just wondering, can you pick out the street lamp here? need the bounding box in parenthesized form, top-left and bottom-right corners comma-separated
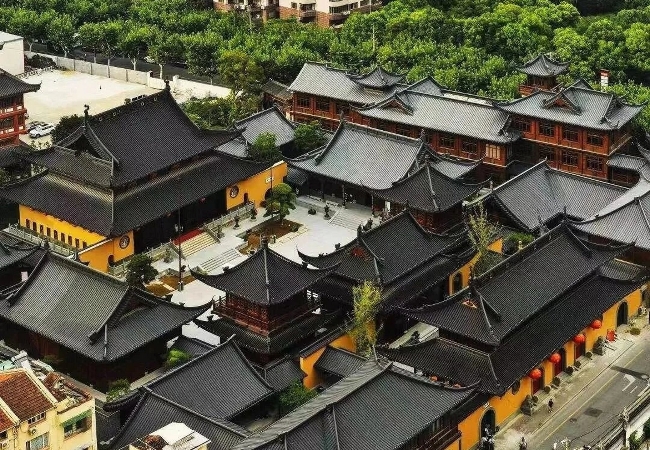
(174, 215, 184, 292)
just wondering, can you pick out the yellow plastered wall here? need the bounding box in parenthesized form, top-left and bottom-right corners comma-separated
(300, 334, 355, 389)
(447, 238, 501, 294)
(20, 205, 105, 249)
(225, 162, 288, 210)
(79, 232, 135, 273)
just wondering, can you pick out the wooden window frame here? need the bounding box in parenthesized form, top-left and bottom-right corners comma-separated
(539, 122, 555, 137)
(486, 144, 500, 160)
(562, 126, 579, 142)
(296, 96, 310, 109)
(539, 146, 556, 162)
(512, 118, 531, 133)
(585, 155, 604, 172)
(439, 134, 455, 149)
(315, 99, 330, 112)
(587, 133, 604, 147)
(561, 150, 579, 167)
(461, 140, 478, 155)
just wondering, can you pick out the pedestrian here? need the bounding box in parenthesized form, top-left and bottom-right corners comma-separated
(552, 442, 557, 450)
(548, 398, 554, 413)
(519, 436, 528, 450)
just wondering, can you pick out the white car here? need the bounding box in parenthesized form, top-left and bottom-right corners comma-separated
(29, 123, 55, 138)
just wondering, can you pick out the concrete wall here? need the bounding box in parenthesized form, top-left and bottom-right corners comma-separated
(0, 34, 25, 75)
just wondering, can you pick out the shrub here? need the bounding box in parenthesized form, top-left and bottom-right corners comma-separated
(585, 351, 593, 358)
(566, 366, 574, 375)
(532, 395, 539, 404)
(308, 208, 317, 215)
(552, 376, 561, 386)
(643, 417, 650, 441)
(106, 379, 130, 402)
(629, 430, 642, 450)
(544, 386, 552, 394)
(278, 382, 317, 416)
(630, 327, 641, 335)
(164, 349, 191, 370)
(574, 360, 582, 368)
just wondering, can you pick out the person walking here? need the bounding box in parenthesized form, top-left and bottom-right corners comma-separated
(548, 398, 554, 413)
(519, 436, 528, 450)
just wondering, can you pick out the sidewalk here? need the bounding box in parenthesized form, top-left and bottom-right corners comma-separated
(496, 317, 650, 449)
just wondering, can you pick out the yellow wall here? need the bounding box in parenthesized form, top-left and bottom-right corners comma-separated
(226, 162, 288, 210)
(447, 238, 501, 294)
(79, 232, 135, 273)
(300, 333, 356, 389)
(55, 399, 96, 450)
(19, 205, 105, 250)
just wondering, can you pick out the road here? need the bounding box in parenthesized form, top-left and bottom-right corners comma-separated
(530, 333, 650, 449)
(27, 42, 222, 85)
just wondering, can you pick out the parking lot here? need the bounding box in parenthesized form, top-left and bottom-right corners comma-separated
(21, 69, 159, 145)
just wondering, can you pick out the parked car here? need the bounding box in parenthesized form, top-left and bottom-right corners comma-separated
(27, 121, 46, 132)
(29, 123, 55, 138)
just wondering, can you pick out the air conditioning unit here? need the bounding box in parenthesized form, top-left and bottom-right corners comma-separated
(28, 428, 37, 436)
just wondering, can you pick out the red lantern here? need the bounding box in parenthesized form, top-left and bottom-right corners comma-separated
(528, 368, 542, 380)
(549, 353, 561, 364)
(591, 319, 602, 330)
(573, 334, 586, 344)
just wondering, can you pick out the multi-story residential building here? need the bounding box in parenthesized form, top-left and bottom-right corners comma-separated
(287, 57, 644, 183)
(0, 369, 96, 450)
(212, 0, 278, 21)
(278, 0, 381, 27)
(0, 70, 39, 150)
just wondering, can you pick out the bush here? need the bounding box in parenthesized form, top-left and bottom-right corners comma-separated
(308, 208, 317, 215)
(643, 417, 650, 441)
(630, 327, 641, 335)
(278, 382, 317, 416)
(565, 366, 574, 375)
(585, 351, 593, 358)
(552, 376, 561, 386)
(106, 379, 130, 401)
(164, 349, 191, 370)
(544, 386, 552, 394)
(629, 430, 643, 450)
(574, 360, 582, 368)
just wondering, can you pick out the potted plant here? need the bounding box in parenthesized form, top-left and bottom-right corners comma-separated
(234, 216, 240, 229)
(308, 207, 317, 215)
(250, 208, 258, 221)
(324, 205, 330, 220)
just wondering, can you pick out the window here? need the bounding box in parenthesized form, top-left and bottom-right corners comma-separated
(64, 417, 89, 438)
(486, 144, 501, 160)
(395, 125, 412, 137)
(586, 156, 604, 172)
(75, 238, 80, 248)
(39, 225, 43, 234)
(315, 99, 330, 112)
(539, 122, 555, 137)
(27, 412, 46, 425)
(61, 233, 65, 242)
(439, 134, 455, 149)
(561, 150, 579, 167)
(0, 431, 6, 440)
(68, 236, 73, 246)
(26, 432, 48, 450)
(587, 133, 604, 147)
(296, 96, 310, 109)
(452, 273, 462, 293)
(562, 126, 579, 142)
(539, 146, 555, 162)
(461, 140, 478, 155)
(25, 219, 30, 229)
(53, 231, 58, 240)
(376, 121, 390, 131)
(82, 241, 87, 249)
(32, 222, 37, 232)
(46, 227, 51, 237)
(512, 118, 531, 133)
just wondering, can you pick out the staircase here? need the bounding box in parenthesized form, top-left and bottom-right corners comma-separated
(178, 232, 217, 258)
(329, 210, 365, 231)
(199, 248, 242, 273)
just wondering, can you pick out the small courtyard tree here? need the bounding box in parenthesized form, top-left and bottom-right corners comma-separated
(278, 382, 317, 416)
(350, 281, 382, 357)
(466, 202, 500, 277)
(249, 132, 280, 163)
(51, 114, 83, 144)
(293, 121, 327, 154)
(264, 183, 296, 225)
(125, 254, 158, 287)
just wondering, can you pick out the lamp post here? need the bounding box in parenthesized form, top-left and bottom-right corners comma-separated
(175, 212, 184, 292)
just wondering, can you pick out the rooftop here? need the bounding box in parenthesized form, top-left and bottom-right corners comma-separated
(517, 54, 569, 77)
(0, 369, 55, 422)
(0, 69, 40, 99)
(261, 79, 291, 101)
(0, 233, 40, 272)
(133, 423, 210, 450)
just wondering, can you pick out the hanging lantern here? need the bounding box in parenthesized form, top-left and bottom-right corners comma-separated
(573, 334, 586, 344)
(591, 319, 602, 329)
(528, 368, 542, 380)
(549, 353, 561, 364)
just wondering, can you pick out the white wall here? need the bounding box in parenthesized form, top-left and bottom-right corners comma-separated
(0, 33, 25, 75)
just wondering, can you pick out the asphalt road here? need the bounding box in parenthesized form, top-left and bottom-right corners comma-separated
(532, 335, 650, 449)
(27, 42, 220, 85)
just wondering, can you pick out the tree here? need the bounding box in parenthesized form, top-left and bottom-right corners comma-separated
(278, 382, 317, 416)
(78, 22, 103, 63)
(293, 121, 327, 154)
(183, 32, 221, 83)
(164, 349, 191, 369)
(8, 9, 41, 52)
(96, 21, 122, 74)
(148, 32, 184, 80)
(218, 50, 265, 94)
(125, 254, 158, 287)
(46, 14, 75, 57)
(249, 132, 280, 162)
(182, 93, 258, 129)
(120, 24, 154, 71)
(264, 183, 296, 224)
(51, 114, 83, 143)
(350, 281, 382, 356)
(466, 202, 499, 277)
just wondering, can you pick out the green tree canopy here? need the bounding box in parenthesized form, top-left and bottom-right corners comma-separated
(293, 121, 327, 154)
(51, 114, 83, 144)
(350, 281, 382, 356)
(125, 254, 158, 287)
(218, 50, 265, 94)
(466, 202, 500, 277)
(278, 382, 317, 416)
(264, 183, 296, 224)
(248, 132, 280, 162)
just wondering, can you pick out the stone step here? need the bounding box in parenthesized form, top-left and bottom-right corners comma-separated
(329, 210, 365, 231)
(200, 248, 242, 273)
(179, 232, 217, 257)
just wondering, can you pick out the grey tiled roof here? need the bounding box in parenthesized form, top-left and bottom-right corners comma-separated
(313, 346, 365, 378)
(0, 234, 38, 271)
(255, 357, 306, 391)
(608, 144, 650, 180)
(0, 70, 40, 98)
(192, 242, 336, 305)
(107, 391, 249, 450)
(404, 224, 627, 346)
(429, 152, 481, 179)
(0, 252, 207, 361)
(262, 79, 291, 101)
(288, 63, 405, 105)
(347, 67, 405, 89)
(1, 152, 267, 237)
(147, 338, 274, 420)
(287, 122, 425, 190)
(490, 161, 627, 232)
(357, 90, 519, 144)
(170, 335, 215, 357)
(16, 146, 113, 187)
(0, 144, 22, 167)
(236, 107, 296, 147)
(369, 160, 484, 213)
(231, 360, 473, 450)
(573, 178, 650, 251)
(517, 54, 569, 77)
(195, 310, 341, 356)
(403, 77, 444, 95)
(497, 84, 644, 130)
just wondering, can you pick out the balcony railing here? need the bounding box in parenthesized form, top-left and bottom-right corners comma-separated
(299, 9, 316, 17)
